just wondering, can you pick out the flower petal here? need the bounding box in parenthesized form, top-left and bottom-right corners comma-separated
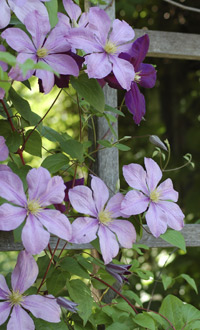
(39, 177, 65, 207)
(22, 294, 61, 323)
(0, 136, 9, 161)
(0, 275, 10, 299)
(22, 214, 50, 254)
(139, 63, 157, 88)
(0, 0, 10, 29)
(11, 251, 38, 294)
(109, 19, 134, 46)
(1, 28, 35, 52)
(157, 178, 178, 202)
(157, 201, 184, 231)
(125, 82, 146, 124)
(0, 204, 26, 231)
(38, 209, 72, 241)
(35, 69, 55, 94)
(91, 175, 109, 213)
(98, 225, 119, 264)
(108, 219, 136, 248)
(7, 305, 34, 330)
(0, 302, 11, 326)
(67, 28, 102, 53)
(26, 167, 51, 201)
(0, 171, 26, 206)
(111, 56, 135, 91)
(105, 192, 125, 218)
(69, 186, 97, 216)
(70, 217, 98, 243)
(45, 54, 79, 76)
(85, 53, 112, 79)
(63, 0, 81, 22)
(88, 7, 111, 45)
(129, 34, 149, 70)
(145, 203, 168, 237)
(43, 27, 71, 53)
(121, 190, 149, 216)
(144, 157, 162, 191)
(123, 163, 148, 193)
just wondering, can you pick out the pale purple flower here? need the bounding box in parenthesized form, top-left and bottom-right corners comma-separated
(0, 167, 72, 254)
(0, 45, 8, 99)
(105, 35, 157, 124)
(0, 0, 49, 29)
(0, 136, 9, 161)
(2, 10, 79, 93)
(0, 251, 61, 329)
(68, 175, 136, 264)
(121, 158, 184, 237)
(67, 7, 135, 90)
(62, 0, 88, 28)
(56, 297, 78, 313)
(106, 263, 132, 285)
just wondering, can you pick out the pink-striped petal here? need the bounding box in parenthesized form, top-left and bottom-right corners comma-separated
(91, 175, 109, 213)
(121, 190, 149, 216)
(11, 251, 38, 294)
(22, 294, 61, 323)
(70, 217, 98, 243)
(144, 158, 162, 191)
(38, 209, 72, 241)
(157, 178, 178, 202)
(22, 214, 50, 254)
(0, 302, 11, 326)
(85, 52, 112, 79)
(123, 163, 148, 193)
(69, 186, 97, 217)
(0, 171, 27, 206)
(0, 275, 10, 299)
(145, 203, 168, 237)
(0, 204, 26, 231)
(7, 305, 34, 330)
(108, 219, 136, 248)
(98, 225, 119, 264)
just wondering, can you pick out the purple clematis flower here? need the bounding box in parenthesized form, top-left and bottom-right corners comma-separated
(56, 297, 78, 313)
(68, 175, 136, 264)
(67, 7, 135, 90)
(106, 263, 132, 285)
(105, 35, 156, 124)
(2, 10, 79, 93)
(0, 45, 8, 100)
(121, 158, 184, 238)
(0, 136, 9, 161)
(0, 167, 72, 254)
(0, 250, 61, 329)
(0, 0, 49, 29)
(62, 0, 88, 28)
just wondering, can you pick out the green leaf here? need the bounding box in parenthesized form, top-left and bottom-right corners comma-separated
(179, 274, 198, 294)
(60, 139, 84, 162)
(0, 120, 12, 138)
(33, 318, 68, 330)
(41, 153, 69, 173)
(97, 139, 112, 148)
(114, 143, 131, 151)
(161, 274, 174, 290)
(13, 221, 25, 243)
(37, 255, 51, 278)
(159, 294, 185, 329)
(123, 290, 143, 306)
(7, 163, 32, 191)
(71, 74, 105, 113)
(134, 312, 156, 330)
(46, 269, 66, 296)
(160, 229, 186, 252)
(24, 130, 42, 157)
(67, 279, 93, 325)
(105, 104, 125, 116)
(0, 68, 11, 96)
(19, 59, 59, 78)
(45, 0, 58, 27)
(41, 126, 68, 143)
(182, 303, 200, 330)
(106, 322, 130, 330)
(9, 87, 41, 126)
(6, 131, 22, 153)
(0, 51, 16, 66)
(60, 257, 90, 279)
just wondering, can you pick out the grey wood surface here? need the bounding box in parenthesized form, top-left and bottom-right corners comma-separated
(1, 224, 199, 251)
(135, 29, 200, 60)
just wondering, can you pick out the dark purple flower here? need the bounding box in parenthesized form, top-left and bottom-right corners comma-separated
(106, 263, 132, 285)
(105, 34, 157, 124)
(56, 297, 78, 313)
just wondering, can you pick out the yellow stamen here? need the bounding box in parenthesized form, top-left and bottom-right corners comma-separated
(37, 47, 48, 58)
(9, 290, 24, 307)
(150, 189, 160, 203)
(134, 71, 141, 83)
(27, 199, 42, 215)
(98, 210, 112, 224)
(104, 41, 118, 55)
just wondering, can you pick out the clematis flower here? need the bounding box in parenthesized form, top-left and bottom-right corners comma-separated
(0, 167, 72, 254)
(67, 7, 135, 90)
(62, 0, 88, 28)
(121, 158, 184, 237)
(56, 297, 78, 313)
(0, 0, 49, 29)
(0, 45, 8, 100)
(106, 263, 132, 285)
(0, 136, 9, 161)
(2, 10, 79, 93)
(68, 175, 136, 264)
(0, 250, 61, 329)
(105, 35, 157, 124)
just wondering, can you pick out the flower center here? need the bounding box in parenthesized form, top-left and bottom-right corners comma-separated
(150, 189, 160, 203)
(37, 47, 48, 58)
(134, 71, 141, 83)
(27, 199, 42, 215)
(9, 290, 24, 307)
(104, 41, 118, 54)
(98, 210, 112, 224)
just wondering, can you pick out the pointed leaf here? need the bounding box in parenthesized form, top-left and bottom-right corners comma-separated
(160, 229, 186, 252)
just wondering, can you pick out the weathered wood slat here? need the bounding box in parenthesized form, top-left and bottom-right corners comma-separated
(135, 29, 200, 60)
(0, 224, 199, 251)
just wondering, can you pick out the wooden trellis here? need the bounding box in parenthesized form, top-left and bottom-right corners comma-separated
(0, 0, 199, 252)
